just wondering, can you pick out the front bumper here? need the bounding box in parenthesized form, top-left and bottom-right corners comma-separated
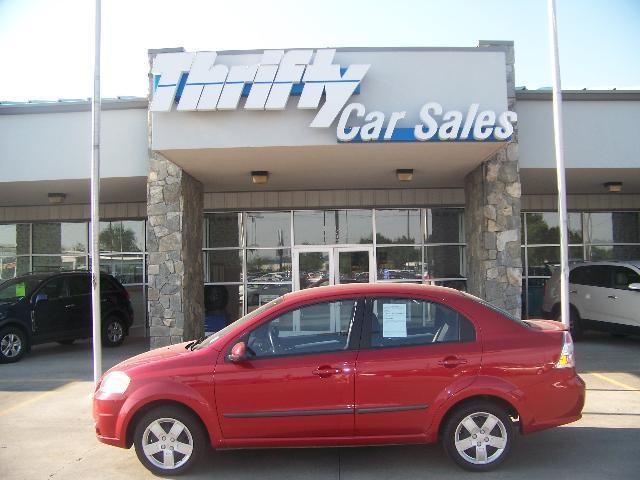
(93, 390, 128, 448)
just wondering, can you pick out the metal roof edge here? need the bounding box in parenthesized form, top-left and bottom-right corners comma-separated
(0, 98, 148, 115)
(516, 90, 640, 101)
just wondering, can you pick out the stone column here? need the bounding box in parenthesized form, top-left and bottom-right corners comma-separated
(147, 153, 204, 348)
(464, 40, 522, 318)
(465, 145, 522, 317)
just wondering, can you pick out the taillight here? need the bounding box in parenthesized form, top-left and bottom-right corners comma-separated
(555, 331, 575, 369)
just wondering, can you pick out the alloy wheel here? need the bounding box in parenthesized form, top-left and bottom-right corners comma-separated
(106, 321, 124, 343)
(1, 333, 22, 358)
(141, 417, 194, 471)
(454, 411, 508, 465)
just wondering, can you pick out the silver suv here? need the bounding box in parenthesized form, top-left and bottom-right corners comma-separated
(542, 261, 640, 339)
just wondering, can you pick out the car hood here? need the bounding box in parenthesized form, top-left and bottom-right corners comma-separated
(113, 342, 195, 371)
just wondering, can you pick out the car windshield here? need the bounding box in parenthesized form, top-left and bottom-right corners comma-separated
(193, 296, 284, 350)
(0, 277, 43, 302)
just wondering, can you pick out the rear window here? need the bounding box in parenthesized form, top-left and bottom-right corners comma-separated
(462, 292, 529, 327)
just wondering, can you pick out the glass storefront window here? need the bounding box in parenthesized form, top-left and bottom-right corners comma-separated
(298, 251, 330, 289)
(375, 209, 421, 244)
(0, 224, 31, 255)
(246, 249, 292, 282)
(584, 212, 640, 244)
(100, 254, 145, 284)
(424, 245, 466, 280)
(100, 221, 144, 252)
(426, 209, 464, 244)
(33, 222, 87, 255)
(205, 213, 242, 248)
(205, 250, 243, 283)
(204, 284, 244, 332)
(246, 283, 291, 313)
(526, 246, 583, 277)
(525, 212, 582, 244)
(586, 245, 640, 261)
(245, 212, 291, 248)
(32, 255, 87, 272)
(376, 246, 421, 280)
(294, 210, 372, 245)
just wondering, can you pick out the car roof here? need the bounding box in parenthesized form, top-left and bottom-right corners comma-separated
(569, 260, 640, 269)
(281, 283, 465, 303)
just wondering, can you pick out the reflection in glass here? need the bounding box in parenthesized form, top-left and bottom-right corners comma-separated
(376, 209, 420, 244)
(426, 209, 464, 244)
(376, 246, 421, 280)
(32, 255, 87, 272)
(338, 251, 370, 284)
(298, 251, 330, 289)
(100, 254, 144, 284)
(246, 249, 291, 282)
(294, 210, 372, 245)
(586, 245, 640, 261)
(525, 212, 582, 244)
(100, 221, 144, 252)
(205, 213, 242, 248)
(0, 224, 31, 255)
(33, 223, 87, 255)
(246, 284, 291, 313)
(204, 285, 243, 332)
(245, 212, 290, 248)
(584, 212, 640, 244)
(434, 279, 467, 291)
(424, 246, 466, 279)
(206, 250, 243, 282)
(526, 246, 583, 276)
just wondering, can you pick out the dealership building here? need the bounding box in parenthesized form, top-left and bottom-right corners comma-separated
(1, 41, 638, 347)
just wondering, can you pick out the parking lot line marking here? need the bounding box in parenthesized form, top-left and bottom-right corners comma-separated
(590, 372, 639, 393)
(0, 381, 78, 417)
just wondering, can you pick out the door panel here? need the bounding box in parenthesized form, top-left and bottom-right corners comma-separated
(67, 274, 92, 335)
(335, 248, 374, 285)
(33, 277, 71, 339)
(605, 266, 640, 327)
(354, 297, 481, 436)
(214, 298, 361, 440)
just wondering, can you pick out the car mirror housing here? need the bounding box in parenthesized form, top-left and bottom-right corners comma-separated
(34, 293, 48, 304)
(228, 341, 247, 363)
(628, 283, 640, 291)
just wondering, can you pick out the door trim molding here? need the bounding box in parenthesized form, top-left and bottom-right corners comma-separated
(223, 403, 428, 419)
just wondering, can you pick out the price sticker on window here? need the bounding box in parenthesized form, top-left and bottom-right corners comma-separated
(15, 283, 26, 297)
(382, 303, 407, 338)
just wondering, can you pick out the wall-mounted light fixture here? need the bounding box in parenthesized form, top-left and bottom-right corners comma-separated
(604, 182, 622, 193)
(396, 169, 414, 182)
(251, 171, 269, 185)
(48, 192, 67, 204)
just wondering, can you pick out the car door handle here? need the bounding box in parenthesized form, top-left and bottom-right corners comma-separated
(437, 357, 468, 368)
(569, 290, 578, 294)
(312, 366, 342, 378)
(608, 295, 618, 300)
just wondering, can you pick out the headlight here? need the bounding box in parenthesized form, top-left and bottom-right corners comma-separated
(99, 371, 131, 394)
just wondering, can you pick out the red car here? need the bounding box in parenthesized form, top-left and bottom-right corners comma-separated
(93, 284, 585, 475)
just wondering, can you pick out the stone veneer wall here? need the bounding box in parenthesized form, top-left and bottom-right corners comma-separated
(465, 40, 522, 318)
(147, 153, 204, 348)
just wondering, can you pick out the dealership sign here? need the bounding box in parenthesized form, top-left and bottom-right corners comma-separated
(151, 49, 516, 142)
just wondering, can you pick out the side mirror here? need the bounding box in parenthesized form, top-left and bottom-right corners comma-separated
(628, 283, 640, 291)
(228, 341, 247, 363)
(34, 293, 48, 304)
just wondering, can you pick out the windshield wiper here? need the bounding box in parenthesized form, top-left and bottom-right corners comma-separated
(184, 336, 205, 350)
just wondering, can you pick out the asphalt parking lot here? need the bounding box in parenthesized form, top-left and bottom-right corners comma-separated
(1, 333, 639, 480)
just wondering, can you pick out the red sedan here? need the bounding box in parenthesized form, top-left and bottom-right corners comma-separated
(93, 283, 585, 475)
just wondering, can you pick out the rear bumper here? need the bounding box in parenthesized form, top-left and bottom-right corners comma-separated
(521, 372, 585, 434)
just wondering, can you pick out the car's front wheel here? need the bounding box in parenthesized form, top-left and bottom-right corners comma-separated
(133, 406, 205, 476)
(442, 401, 515, 472)
(0, 326, 27, 363)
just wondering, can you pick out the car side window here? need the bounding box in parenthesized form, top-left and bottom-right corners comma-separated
(572, 266, 610, 288)
(39, 277, 67, 300)
(611, 266, 640, 290)
(246, 299, 357, 358)
(68, 275, 91, 296)
(370, 297, 475, 348)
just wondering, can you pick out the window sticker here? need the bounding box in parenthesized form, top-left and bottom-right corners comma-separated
(382, 303, 407, 337)
(15, 283, 26, 297)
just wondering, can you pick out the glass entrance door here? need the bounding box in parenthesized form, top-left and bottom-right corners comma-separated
(293, 247, 374, 291)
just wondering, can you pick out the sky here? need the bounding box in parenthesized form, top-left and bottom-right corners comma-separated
(0, 0, 639, 102)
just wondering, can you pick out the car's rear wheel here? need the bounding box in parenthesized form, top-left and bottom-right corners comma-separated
(443, 401, 515, 472)
(102, 316, 125, 347)
(0, 326, 27, 363)
(133, 406, 205, 476)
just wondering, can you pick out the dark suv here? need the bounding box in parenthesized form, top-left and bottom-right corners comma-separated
(0, 271, 134, 363)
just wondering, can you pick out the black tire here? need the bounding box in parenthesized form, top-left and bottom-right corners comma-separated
(0, 326, 27, 363)
(442, 400, 515, 472)
(102, 316, 125, 347)
(133, 405, 205, 476)
(57, 339, 75, 345)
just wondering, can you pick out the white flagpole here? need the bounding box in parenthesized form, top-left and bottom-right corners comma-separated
(91, 0, 103, 384)
(547, 0, 570, 330)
